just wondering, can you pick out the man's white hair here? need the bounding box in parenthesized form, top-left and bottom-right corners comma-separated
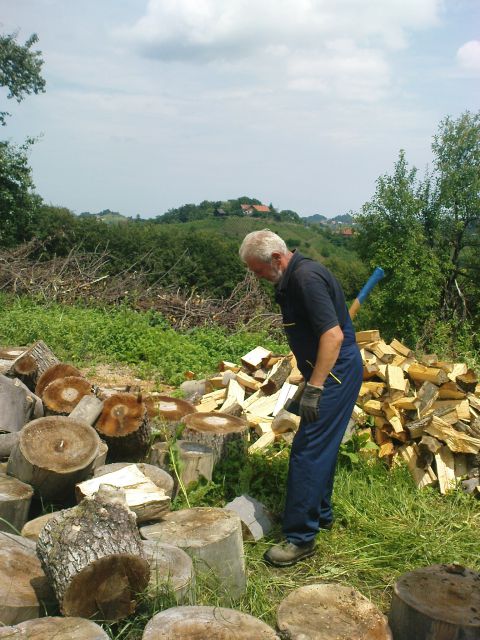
(239, 229, 288, 263)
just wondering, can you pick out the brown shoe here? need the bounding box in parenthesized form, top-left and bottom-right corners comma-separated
(263, 541, 315, 567)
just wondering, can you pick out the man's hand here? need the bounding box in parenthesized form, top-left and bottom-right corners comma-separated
(299, 382, 324, 424)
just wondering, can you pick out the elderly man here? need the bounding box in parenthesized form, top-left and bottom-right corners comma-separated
(239, 229, 363, 567)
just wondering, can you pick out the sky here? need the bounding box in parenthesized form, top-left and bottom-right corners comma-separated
(1, 0, 479, 219)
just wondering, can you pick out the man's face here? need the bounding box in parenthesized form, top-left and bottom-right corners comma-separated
(245, 256, 283, 283)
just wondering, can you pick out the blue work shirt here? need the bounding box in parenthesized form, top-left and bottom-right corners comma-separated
(274, 251, 356, 381)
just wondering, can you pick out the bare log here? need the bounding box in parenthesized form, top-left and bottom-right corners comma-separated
(277, 583, 392, 640)
(21, 511, 60, 542)
(140, 507, 246, 600)
(182, 412, 249, 464)
(176, 440, 214, 487)
(7, 417, 100, 501)
(68, 394, 103, 425)
(95, 393, 151, 461)
(43, 376, 93, 416)
(0, 375, 35, 433)
(35, 363, 83, 397)
(36, 484, 149, 620)
(142, 605, 279, 639)
(15, 617, 110, 639)
(389, 564, 480, 640)
(8, 341, 60, 391)
(142, 540, 195, 604)
(0, 475, 33, 534)
(0, 431, 20, 459)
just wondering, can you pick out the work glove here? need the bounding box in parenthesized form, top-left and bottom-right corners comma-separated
(284, 382, 305, 416)
(299, 382, 324, 424)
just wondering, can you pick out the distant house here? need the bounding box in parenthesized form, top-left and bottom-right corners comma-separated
(241, 204, 271, 215)
(341, 227, 354, 237)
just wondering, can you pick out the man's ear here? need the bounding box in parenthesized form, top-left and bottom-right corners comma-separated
(271, 251, 282, 263)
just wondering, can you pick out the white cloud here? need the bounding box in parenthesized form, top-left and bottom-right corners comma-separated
(457, 40, 480, 75)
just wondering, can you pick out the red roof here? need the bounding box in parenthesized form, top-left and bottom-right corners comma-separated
(253, 205, 270, 212)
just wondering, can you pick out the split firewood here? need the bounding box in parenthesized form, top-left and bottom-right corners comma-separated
(253, 368, 268, 382)
(407, 364, 449, 386)
(218, 361, 241, 373)
(140, 507, 246, 601)
(43, 376, 93, 416)
(371, 341, 398, 364)
(195, 388, 226, 413)
(389, 564, 480, 640)
(0, 374, 36, 433)
(0, 474, 33, 534)
(143, 606, 278, 639)
(218, 378, 245, 416)
(77, 464, 170, 522)
(244, 390, 281, 419)
(435, 445, 456, 494)
(356, 330, 381, 343)
(243, 413, 274, 434)
(248, 431, 276, 453)
(398, 444, 437, 488)
(94, 461, 174, 498)
(0, 347, 27, 361)
(277, 583, 391, 640)
(455, 369, 478, 393)
(35, 363, 83, 397)
(260, 358, 292, 395)
(7, 341, 60, 391)
(271, 409, 301, 435)
(142, 540, 195, 604)
(182, 412, 249, 464)
(424, 416, 480, 454)
(12, 617, 110, 639)
(389, 338, 413, 358)
(37, 484, 150, 620)
(8, 416, 100, 501)
(236, 371, 262, 391)
(240, 346, 272, 371)
(386, 365, 407, 394)
(0, 532, 55, 625)
(438, 381, 466, 400)
(383, 403, 404, 434)
(95, 393, 151, 461)
(416, 381, 440, 417)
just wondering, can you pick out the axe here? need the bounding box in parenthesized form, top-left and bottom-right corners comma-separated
(348, 266, 385, 320)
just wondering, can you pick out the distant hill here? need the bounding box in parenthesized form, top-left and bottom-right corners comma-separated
(303, 212, 353, 226)
(78, 209, 129, 224)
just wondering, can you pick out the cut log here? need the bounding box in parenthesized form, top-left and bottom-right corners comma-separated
(175, 440, 214, 487)
(93, 440, 109, 470)
(145, 395, 196, 422)
(77, 464, 170, 523)
(245, 390, 281, 418)
(438, 382, 467, 400)
(277, 583, 392, 640)
(148, 441, 170, 471)
(8, 341, 60, 391)
(271, 408, 301, 434)
(140, 507, 246, 600)
(37, 484, 150, 620)
(0, 474, 33, 534)
(95, 393, 151, 461)
(69, 394, 104, 425)
(356, 330, 380, 343)
(0, 531, 55, 625)
(407, 364, 449, 386)
(142, 540, 195, 604)
(8, 416, 100, 501)
(142, 605, 278, 639)
(15, 617, 110, 639)
(425, 416, 480, 454)
(21, 511, 60, 541)
(218, 378, 245, 416)
(182, 412, 249, 464)
(240, 346, 272, 371)
(0, 375, 35, 433)
(371, 341, 397, 364)
(94, 461, 174, 498)
(389, 564, 480, 640)
(0, 431, 20, 459)
(389, 338, 413, 358)
(35, 363, 83, 397)
(456, 369, 478, 394)
(195, 388, 226, 413)
(235, 370, 262, 391)
(43, 376, 93, 416)
(261, 358, 292, 395)
(224, 494, 274, 541)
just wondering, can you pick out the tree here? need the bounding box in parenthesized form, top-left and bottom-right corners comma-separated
(0, 32, 46, 126)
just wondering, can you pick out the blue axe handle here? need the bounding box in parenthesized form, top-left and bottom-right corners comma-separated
(349, 267, 385, 319)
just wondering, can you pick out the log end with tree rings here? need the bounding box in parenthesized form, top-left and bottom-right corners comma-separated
(145, 395, 196, 422)
(277, 583, 392, 640)
(142, 605, 279, 639)
(182, 412, 249, 464)
(15, 616, 110, 639)
(7, 417, 100, 501)
(388, 564, 480, 640)
(42, 376, 93, 415)
(142, 540, 195, 604)
(35, 363, 83, 398)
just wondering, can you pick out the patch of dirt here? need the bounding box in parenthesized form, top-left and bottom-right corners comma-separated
(80, 363, 175, 395)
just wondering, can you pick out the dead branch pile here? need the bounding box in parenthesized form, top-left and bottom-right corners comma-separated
(0, 242, 280, 331)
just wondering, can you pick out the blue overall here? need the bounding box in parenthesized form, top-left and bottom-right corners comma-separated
(275, 252, 363, 545)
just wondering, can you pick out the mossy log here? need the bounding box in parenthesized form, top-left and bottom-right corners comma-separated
(7, 416, 100, 501)
(277, 583, 392, 639)
(95, 393, 151, 461)
(37, 485, 149, 620)
(35, 363, 83, 397)
(182, 412, 249, 464)
(42, 376, 93, 416)
(388, 564, 480, 640)
(140, 507, 246, 601)
(142, 606, 279, 639)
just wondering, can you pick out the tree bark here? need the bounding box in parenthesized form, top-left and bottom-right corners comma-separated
(277, 583, 392, 640)
(7, 416, 100, 501)
(42, 376, 93, 416)
(95, 393, 151, 461)
(0, 375, 36, 433)
(0, 474, 33, 534)
(143, 605, 279, 639)
(388, 564, 480, 640)
(142, 540, 195, 604)
(182, 412, 249, 465)
(37, 484, 149, 621)
(140, 507, 246, 601)
(0, 531, 55, 625)
(8, 341, 60, 391)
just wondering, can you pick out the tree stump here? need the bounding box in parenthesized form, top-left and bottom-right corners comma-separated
(14, 616, 110, 639)
(277, 583, 392, 639)
(0, 474, 33, 534)
(37, 484, 149, 620)
(142, 540, 195, 604)
(94, 461, 174, 498)
(21, 510, 60, 541)
(7, 416, 100, 501)
(176, 440, 214, 487)
(35, 362, 83, 397)
(146, 395, 196, 439)
(8, 341, 59, 391)
(0, 532, 56, 625)
(95, 393, 151, 461)
(0, 375, 36, 432)
(42, 376, 93, 416)
(182, 412, 249, 464)
(142, 605, 279, 639)
(140, 507, 246, 600)
(388, 564, 480, 640)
